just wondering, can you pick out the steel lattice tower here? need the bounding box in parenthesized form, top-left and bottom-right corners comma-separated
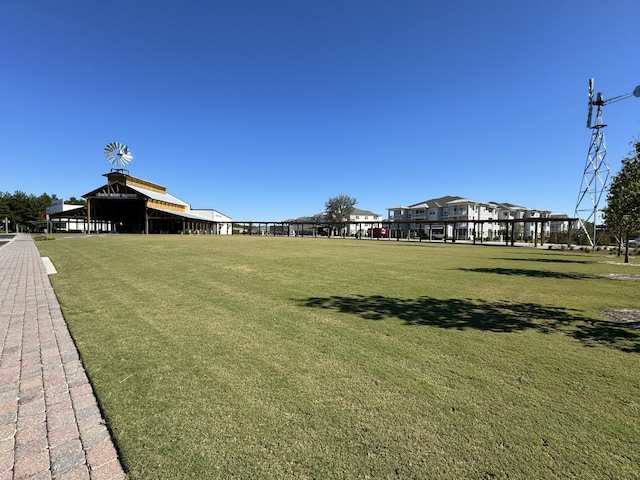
(574, 79, 640, 248)
(574, 90, 608, 247)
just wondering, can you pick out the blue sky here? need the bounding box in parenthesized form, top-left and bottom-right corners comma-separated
(2, 1, 639, 221)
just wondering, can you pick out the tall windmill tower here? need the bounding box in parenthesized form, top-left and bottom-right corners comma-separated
(574, 79, 640, 247)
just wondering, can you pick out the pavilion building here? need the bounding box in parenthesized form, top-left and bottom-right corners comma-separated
(47, 171, 232, 234)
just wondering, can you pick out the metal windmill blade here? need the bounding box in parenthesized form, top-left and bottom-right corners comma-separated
(104, 142, 133, 169)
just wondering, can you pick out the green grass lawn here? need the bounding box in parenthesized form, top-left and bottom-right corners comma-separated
(37, 235, 640, 479)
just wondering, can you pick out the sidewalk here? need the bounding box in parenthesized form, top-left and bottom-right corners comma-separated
(0, 234, 126, 479)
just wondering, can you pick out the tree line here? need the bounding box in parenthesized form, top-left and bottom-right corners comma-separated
(0, 191, 85, 232)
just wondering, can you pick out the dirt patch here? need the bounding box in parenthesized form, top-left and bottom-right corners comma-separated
(224, 265, 255, 273)
(602, 309, 640, 328)
(602, 261, 640, 266)
(600, 273, 640, 281)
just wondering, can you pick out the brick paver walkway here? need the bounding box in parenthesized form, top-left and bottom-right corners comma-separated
(0, 234, 126, 479)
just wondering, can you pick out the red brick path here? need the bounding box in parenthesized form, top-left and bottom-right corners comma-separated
(0, 235, 126, 479)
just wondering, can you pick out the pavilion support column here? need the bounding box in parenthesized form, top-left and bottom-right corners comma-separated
(87, 199, 91, 235)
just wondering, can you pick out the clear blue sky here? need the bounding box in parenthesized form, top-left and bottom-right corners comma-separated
(2, 0, 639, 221)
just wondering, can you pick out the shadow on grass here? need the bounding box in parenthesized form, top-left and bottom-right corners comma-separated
(301, 295, 639, 353)
(495, 257, 596, 265)
(459, 267, 595, 280)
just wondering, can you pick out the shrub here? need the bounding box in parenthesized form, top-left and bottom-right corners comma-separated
(33, 235, 55, 241)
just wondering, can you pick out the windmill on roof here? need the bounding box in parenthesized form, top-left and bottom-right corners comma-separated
(104, 142, 133, 174)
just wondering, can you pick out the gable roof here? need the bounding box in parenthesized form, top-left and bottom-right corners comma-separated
(489, 201, 526, 210)
(408, 196, 463, 208)
(83, 181, 190, 209)
(351, 208, 381, 216)
(126, 184, 190, 208)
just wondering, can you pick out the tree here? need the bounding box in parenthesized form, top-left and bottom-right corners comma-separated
(0, 191, 58, 232)
(603, 139, 640, 263)
(325, 194, 357, 236)
(67, 196, 86, 205)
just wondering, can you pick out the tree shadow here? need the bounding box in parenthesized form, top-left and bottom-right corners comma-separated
(300, 295, 639, 353)
(459, 267, 595, 280)
(571, 321, 640, 351)
(495, 257, 595, 265)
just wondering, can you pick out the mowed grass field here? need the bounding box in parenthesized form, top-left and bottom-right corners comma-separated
(36, 235, 640, 479)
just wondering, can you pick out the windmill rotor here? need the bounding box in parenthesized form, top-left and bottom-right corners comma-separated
(104, 142, 133, 169)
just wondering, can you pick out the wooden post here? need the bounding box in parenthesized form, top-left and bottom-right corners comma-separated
(86, 198, 91, 235)
(145, 202, 149, 234)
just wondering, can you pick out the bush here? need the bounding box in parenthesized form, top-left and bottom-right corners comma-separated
(33, 235, 55, 241)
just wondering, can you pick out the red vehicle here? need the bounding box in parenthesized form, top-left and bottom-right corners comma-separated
(368, 227, 388, 238)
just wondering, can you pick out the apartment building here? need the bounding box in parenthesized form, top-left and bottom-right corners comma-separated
(388, 196, 565, 241)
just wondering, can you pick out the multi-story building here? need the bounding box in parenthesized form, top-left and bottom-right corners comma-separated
(388, 196, 562, 242)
